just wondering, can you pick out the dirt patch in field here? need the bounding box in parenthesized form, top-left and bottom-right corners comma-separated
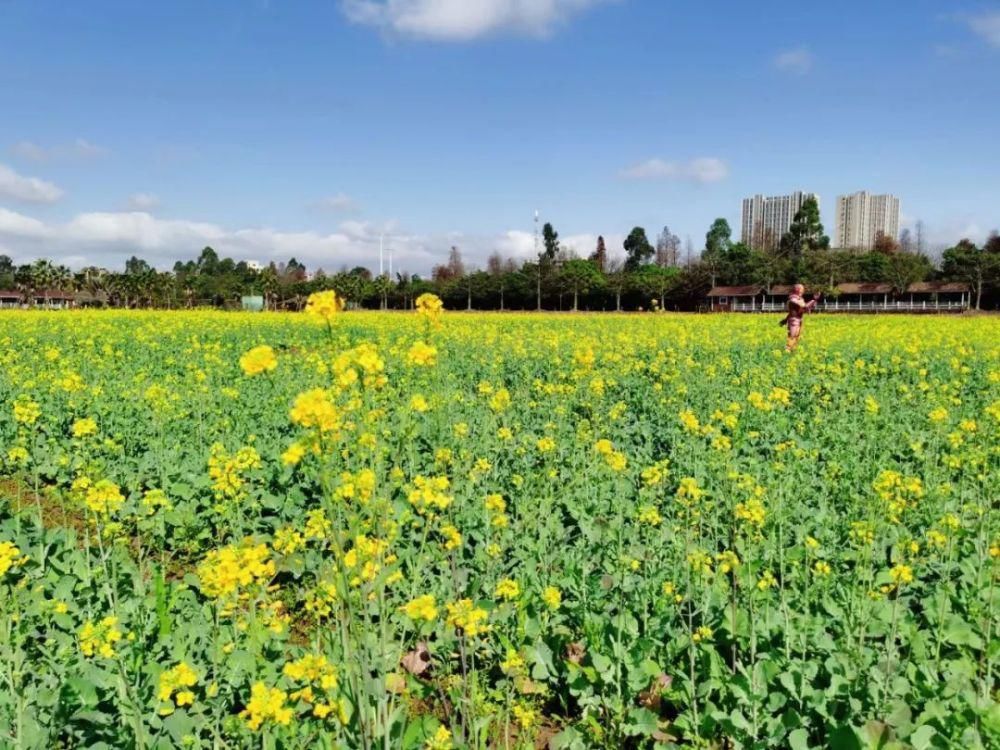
(0, 476, 89, 538)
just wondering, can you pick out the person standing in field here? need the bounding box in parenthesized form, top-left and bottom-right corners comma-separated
(783, 283, 820, 352)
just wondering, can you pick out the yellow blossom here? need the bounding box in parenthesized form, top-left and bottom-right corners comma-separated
(0, 541, 27, 577)
(72, 417, 98, 438)
(495, 578, 520, 601)
(445, 599, 490, 637)
(890, 564, 914, 586)
(159, 662, 199, 703)
(542, 586, 562, 610)
(13, 396, 41, 425)
(79, 616, 122, 659)
(241, 682, 294, 731)
(402, 595, 439, 622)
(304, 290, 343, 322)
(84, 479, 125, 516)
(239, 345, 278, 376)
(406, 341, 438, 367)
(424, 726, 453, 750)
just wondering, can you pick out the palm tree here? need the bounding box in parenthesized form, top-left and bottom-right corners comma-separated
(24, 259, 58, 305)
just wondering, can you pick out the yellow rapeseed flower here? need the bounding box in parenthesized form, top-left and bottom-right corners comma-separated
(542, 586, 562, 610)
(402, 594, 438, 622)
(72, 417, 98, 438)
(304, 290, 343, 322)
(406, 341, 438, 367)
(239, 345, 278, 376)
(445, 599, 489, 637)
(241, 682, 294, 731)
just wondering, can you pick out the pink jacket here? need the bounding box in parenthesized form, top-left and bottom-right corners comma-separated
(787, 294, 818, 320)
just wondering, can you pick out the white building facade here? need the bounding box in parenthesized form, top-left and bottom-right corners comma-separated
(741, 191, 819, 250)
(834, 191, 900, 250)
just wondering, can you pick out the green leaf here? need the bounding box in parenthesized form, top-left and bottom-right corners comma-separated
(788, 727, 811, 750)
(909, 725, 936, 750)
(67, 677, 98, 707)
(549, 725, 584, 750)
(828, 725, 862, 750)
(624, 707, 659, 737)
(590, 651, 613, 681)
(163, 711, 196, 744)
(530, 640, 556, 681)
(729, 709, 752, 733)
(944, 616, 984, 649)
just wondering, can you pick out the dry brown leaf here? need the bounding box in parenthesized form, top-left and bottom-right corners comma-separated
(401, 641, 432, 676)
(565, 641, 586, 665)
(637, 673, 672, 709)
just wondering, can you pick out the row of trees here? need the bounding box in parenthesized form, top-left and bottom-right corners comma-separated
(2, 201, 998, 310)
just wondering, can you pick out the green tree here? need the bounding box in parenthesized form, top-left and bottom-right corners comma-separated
(589, 235, 608, 273)
(559, 258, 603, 311)
(702, 218, 732, 287)
(634, 264, 680, 310)
(623, 227, 654, 271)
(542, 223, 560, 259)
(885, 252, 932, 294)
(196, 246, 220, 275)
(0, 255, 15, 290)
(372, 273, 392, 310)
(721, 241, 752, 284)
(749, 250, 790, 292)
(942, 237, 1000, 310)
(605, 259, 629, 311)
(463, 270, 491, 310)
(705, 218, 731, 257)
(779, 197, 829, 259)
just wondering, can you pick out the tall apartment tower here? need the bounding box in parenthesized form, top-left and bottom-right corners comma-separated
(834, 191, 900, 250)
(741, 191, 819, 250)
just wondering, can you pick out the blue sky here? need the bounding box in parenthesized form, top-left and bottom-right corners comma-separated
(0, 0, 998, 273)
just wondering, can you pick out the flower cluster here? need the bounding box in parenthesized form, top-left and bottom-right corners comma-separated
(304, 290, 343, 322)
(79, 616, 123, 658)
(196, 540, 275, 599)
(239, 344, 278, 376)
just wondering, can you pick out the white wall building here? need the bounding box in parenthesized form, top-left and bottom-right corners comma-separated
(741, 191, 818, 250)
(834, 191, 900, 250)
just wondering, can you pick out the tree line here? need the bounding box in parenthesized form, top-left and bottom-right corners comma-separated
(1, 199, 998, 311)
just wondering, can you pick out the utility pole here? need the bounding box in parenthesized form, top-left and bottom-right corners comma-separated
(379, 233, 384, 276)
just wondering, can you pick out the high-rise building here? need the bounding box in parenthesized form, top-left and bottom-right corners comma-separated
(834, 191, 900, 250)
(741, 191, 818, 250)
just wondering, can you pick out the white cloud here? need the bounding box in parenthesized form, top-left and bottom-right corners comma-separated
(493, 229, 537, 259)
(965, 12, 1000, 47)
(9, 138, 108, 162)
(922, 218, 990, 252)
(0, 163, 64, 203)
(126, 193, 161, 211)
(773, 46, 813, 75)
(340, 0, 611, 41)
(311, 193, 359, 213)
(0, 207, 52, 238)
(0, 206, 630, 275)
(0, 207, 441, 272)
(619, 157, 729, 184)
(492, 229, 626, 261)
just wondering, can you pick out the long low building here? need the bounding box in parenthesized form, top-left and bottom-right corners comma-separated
(708, 282, 970, 313)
